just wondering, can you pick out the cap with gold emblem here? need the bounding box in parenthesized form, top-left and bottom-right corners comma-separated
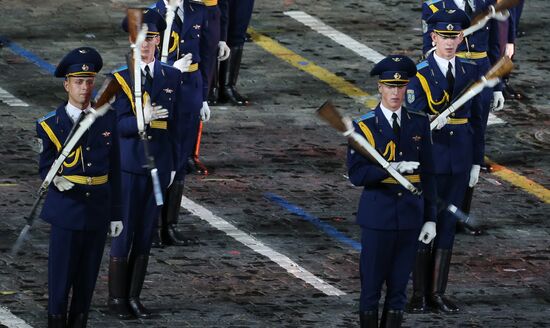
(54, 47, 103, 78)
(370, 55, 417, 86)
(122, 8, 167, 37)
(427, 8, 471, 36)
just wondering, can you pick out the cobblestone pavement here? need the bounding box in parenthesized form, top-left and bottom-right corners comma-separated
(0, 0, 548, 327)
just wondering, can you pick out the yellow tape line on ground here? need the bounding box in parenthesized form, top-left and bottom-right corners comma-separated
(249, 28, 550, 204)
(248, 28, 378, 109)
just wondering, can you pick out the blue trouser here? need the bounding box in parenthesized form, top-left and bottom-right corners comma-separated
(474, 57, 493, 132)
(359, 228, 419, 312)
(202, 5, 221, 93)
(48, 225, 108, 315)
(177, 70, 203, 179)
(224, 0, 254, 47)
(424, 171, 469, 250)
(110, 172, 163, 257)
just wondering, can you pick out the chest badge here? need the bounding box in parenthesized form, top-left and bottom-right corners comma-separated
(193, 24, 201, 30)
(102, 131, 111, 137)
(412, 135, 422, 142)
(163, 88, 174, 94)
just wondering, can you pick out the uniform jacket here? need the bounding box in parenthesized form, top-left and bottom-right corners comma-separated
(347, 105, 437, 230)
(155, 0, 210, 101)
(36, 103, 121, 231)
(111, 60, 182, 182)
(406, 53, 485, 174)
(422, 0, 501, 67)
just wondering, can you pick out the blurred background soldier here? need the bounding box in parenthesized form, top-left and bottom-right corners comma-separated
(348, 55, 437, 328)
(36, 47, 122, 328)
(406, 9, 484, 314)
(107, 9, 182, 319)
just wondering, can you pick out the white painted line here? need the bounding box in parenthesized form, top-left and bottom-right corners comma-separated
(0, 306, 33, 328)
(284, 10, 506, 126)
(180, 196, 346, 296)
(284, 11, 385, 63)
(0, 87, 29, 107)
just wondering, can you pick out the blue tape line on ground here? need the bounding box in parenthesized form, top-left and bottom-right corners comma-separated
(264, 192, 361, 251)
(1, 37, 56, 74)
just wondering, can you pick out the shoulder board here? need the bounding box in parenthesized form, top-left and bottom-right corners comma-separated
(416, 60, 429, 70)
(457, 58, 477, 65)
(406, 109, 427, 117)
(424, 0, 442, 5)
(353, 111, 375, 123)
(112, 65, 128, 74)
(37, 110, 56, 123)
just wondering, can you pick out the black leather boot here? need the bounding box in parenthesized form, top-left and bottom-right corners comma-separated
(128, 255, 153, 319)
(407, 247, 431, 313)
(48, 314, 67, 328)
(107, 257, 133, 319)
(150, 215, 164, 248)
(67, 312, 88, 328)
(359, 310, 378, 328)
(380, 309, 403, 328)
(219, 45, 249, 106)
(161, 180, 190, 246)
(207, 59, 219, 106)
(427, 249, 460, 313)
(456, 187, 483, 236)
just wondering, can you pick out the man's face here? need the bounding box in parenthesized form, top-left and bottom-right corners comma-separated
(378, 83, 406, 111)
(432, 32, 463, 59)
(64, 76, 95, 108)
(141, 35, 160, 63)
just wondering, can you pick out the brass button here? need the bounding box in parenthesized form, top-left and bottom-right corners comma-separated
(85, 192, 90, 197)
(87, 162, 92, 167)
(86, 177, 92, 185)
(471, 44, 475, 49)
(397, 192, 403, 197)
(148, 136, 153, 140)
(399, 152, 403, 156)
(450, 131, 454, 136)
(86, 147, 91, 151)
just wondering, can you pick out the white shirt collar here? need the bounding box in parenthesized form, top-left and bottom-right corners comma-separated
(433, 52, 456, 77)
(380, 103, 402, 127)
(65, 101, 91, 123)
(454, 0, 474, 11)
(140, 59, 155, 77)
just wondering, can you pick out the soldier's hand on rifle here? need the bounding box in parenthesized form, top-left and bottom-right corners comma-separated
(144, 98, 169, 124)
(491, 91, 505, 111)
(173, 53, 193, 73)
(468, 164, 481, 187)
(200, 101, 211, 122)
(418, 221, 436, 244)
(429, 114, 448, 130)
(389, 161, 419, 174)
(53, 176, 75, 192)
(109, 221, 123, 237)
(218, 41, 230, 61)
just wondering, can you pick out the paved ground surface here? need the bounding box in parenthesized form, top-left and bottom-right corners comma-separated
(0, 0, 549, 327)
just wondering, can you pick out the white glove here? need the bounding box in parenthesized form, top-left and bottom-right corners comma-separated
(469, 164, 481, 187)
(109, 221, 123, 237)
(389, 161, 420, 174)
(218, 41, 231, 61)
(169, 171, 176, 187)
(173, 53, 193, 73)
(144, 98, 169, 124)
(491, 91, 505, 112)
(430, 114, 448, 130)
(418, 221, 436, 244)
(505, 43, 515, 58)
(53, 176, 74, 192)
(200, 101, 211, 122)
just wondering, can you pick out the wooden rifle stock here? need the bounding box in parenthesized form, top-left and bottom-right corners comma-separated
(485, 56, 514, 80)
(471, 0, 520, 26)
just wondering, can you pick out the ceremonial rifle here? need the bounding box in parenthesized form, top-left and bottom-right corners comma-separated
(316, 100, 479, 229)
(160, 0, 178, 63)
(126, 8, 164, 206)
(11, 78, 122, 255)
(429, 56, 513, 130)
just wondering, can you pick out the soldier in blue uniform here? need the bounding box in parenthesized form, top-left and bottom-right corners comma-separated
(349, 55, 437, 328)
(406, 9, 484, 314)
(107, 9, 183, 319)
(154, 0, 211, 245)
(217, 0, 255, 105)
(422, 0, 505, 119)
(37, 47, 123, 328)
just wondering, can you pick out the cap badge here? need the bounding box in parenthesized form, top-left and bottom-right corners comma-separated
(447, 9, 456, 14)
(446, 24, 454, 31)
(394, 72, 401, 79)
(82, 64, 89, 71)
(392, 57, 402, 62)
(79, 49, 88, 54)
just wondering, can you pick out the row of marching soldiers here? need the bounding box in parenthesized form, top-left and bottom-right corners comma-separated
(351, 1, 520, 328)
(35, 1, 254, 327)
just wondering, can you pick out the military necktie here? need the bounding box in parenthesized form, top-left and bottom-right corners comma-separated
(392, 112, 400, 144)
(446, 62, 455, 96)
(464, 0, 473, 16)
(143, 65, 153, 91)
(175, 6, 183, 28)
